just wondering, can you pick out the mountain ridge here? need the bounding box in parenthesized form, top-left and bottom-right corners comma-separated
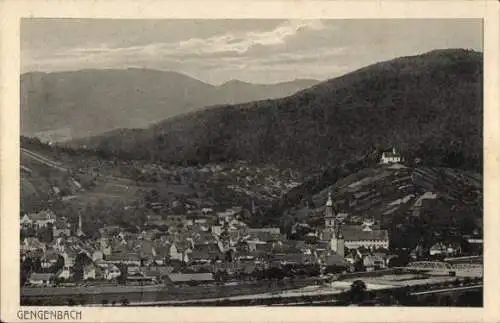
(69, 48, 482, 173)
(21, 69, 319, 141)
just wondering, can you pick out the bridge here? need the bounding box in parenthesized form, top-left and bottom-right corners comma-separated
(406, 261, 452, 270)
(405, 261, 482, 277)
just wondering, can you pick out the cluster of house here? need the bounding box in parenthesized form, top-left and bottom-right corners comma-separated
(20, 191, 400, 289)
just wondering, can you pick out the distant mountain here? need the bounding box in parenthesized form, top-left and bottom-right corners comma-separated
(69, 49, 483, 172)
(21, 69, 319, 140)
(215, 78, 320, 105)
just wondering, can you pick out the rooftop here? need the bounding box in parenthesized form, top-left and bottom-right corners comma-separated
(167, 272, 214, 282)
(343, 227, 389, 242)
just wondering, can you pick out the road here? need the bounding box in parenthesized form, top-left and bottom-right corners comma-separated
(21, 148, 68, 172)
(21, 148, 154, 189)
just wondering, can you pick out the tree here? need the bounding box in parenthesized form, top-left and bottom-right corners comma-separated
(348, 280, 367, 304)
(224, 249, 234, 263)
(388, 253, 410, 267)
(37, 224, 54, 243)
(21, 257, 34, 274)
(353, 258, 365, 272)
(117, 263, 128, 285)
(72, 252, 91, 281)
(32, 258, 42, 273)
(50, 255, 65, 273)
(20, 268, 29, 287)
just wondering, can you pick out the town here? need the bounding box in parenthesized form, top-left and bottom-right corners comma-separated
(20, 147, 483, 306)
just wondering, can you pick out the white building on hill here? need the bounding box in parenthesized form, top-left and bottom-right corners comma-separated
(380, 147, 402, 164)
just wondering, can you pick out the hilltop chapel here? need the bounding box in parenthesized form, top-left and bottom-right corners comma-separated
(380, 147, 402, 164)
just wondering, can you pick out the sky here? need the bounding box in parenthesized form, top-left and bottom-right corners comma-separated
(21, 19, 483, 85)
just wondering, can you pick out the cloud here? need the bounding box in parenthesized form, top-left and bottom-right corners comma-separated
(21, 19, 483, 84)
(22, 19, 331, 74)
(175, 19, 326, 55)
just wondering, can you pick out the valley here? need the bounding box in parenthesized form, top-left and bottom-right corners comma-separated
(19, 48, 483, 307)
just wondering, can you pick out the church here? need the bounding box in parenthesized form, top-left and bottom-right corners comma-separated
(380, 147, 402, 164)
(320, 193, 389, 254)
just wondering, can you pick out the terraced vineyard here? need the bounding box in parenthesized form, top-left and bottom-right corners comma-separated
(288, 163, 482, 250)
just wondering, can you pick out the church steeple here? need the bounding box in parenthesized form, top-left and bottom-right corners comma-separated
(219, 219, 231, 252)
(324, 191, 336, 228)
(76, 214, 84, 237)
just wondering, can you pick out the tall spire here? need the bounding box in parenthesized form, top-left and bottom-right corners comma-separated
(77, 214, 84, 237)
(326, 191, 333, 207)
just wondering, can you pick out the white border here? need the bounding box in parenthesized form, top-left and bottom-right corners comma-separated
(1, 1, 499, 322)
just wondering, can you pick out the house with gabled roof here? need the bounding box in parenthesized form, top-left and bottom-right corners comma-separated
(133, 240, 156, 260)
(57, 265, 72, 280)
(62, 248, 79, 268)
(52, 219, 71, 238)
(83, 263, 100, 280)
(22, 237, 46, 253)
(272, 252, 316, 266)
(363, 253, 387, 271)
(153, 242, 171, 260)
(189, 243, 222, 265)
(40, 249, 60, 269)
(23, 210, 57, 228)
(105, 251, 142, 266)
(20, 214, 33, 227)
(98, 225, 121, 237)
(101, 263, 121, 280)
(169, 241, 192, 263)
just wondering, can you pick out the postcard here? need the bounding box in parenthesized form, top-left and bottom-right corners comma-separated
(1, 0, 499, 322)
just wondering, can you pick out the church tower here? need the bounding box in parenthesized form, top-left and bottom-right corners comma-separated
(219, 220, 231, 253)
(76, 214, 84, 237)
(329, 221, 344, 258)
(324, 191, 336, 229)
(331, 223, 345, 258)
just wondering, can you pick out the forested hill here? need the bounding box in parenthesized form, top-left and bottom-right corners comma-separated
(70, 49, 483, 173)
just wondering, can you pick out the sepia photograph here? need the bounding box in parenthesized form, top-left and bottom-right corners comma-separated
(2, 0, 500, 320)
(16, 17, 485, 308)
